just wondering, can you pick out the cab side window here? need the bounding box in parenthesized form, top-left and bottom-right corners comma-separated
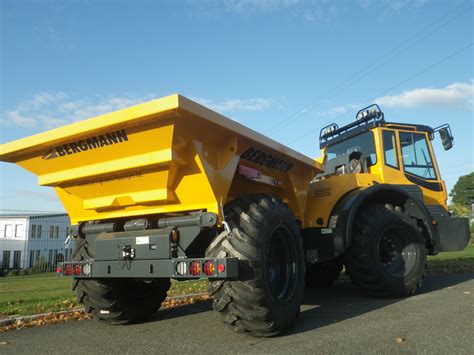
(382, 130, 398, 169)
(399, 131, 437, 180)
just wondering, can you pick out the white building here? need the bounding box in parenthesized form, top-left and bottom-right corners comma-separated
(0, 212, 72, 272)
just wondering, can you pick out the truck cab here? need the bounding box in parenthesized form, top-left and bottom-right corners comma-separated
(306, 105, 468, 256)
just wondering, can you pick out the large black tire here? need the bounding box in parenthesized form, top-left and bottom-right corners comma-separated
(344, 204, 427, 298)
(206, 194, 305, 337)
(305, 259, 343, 288)
(71, 237, 170, 324)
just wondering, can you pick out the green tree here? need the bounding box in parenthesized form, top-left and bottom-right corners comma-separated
(449, 203, 470, 217)
(449, 172, 474, 208)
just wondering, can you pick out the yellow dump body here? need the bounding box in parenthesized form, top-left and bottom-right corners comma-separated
(0, 94, 321, 224)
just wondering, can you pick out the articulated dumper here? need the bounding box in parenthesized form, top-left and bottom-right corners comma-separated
(0, 94, 470, 336)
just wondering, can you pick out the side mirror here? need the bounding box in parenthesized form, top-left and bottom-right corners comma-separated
(438, 126, 453, 151)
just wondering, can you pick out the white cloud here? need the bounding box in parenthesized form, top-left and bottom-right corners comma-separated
(223, 0, 301, 13)
(192, 0, 425, 21)
(2, 111, 37, 128)
(191, 97, 272, 112)
(17, 92, 67, 111)
(326, 105, 355, 116)
(0, 93, 157, 130)
(359, 0, 428, 11)
(221, 0, 345, 23)
(1, 93, 275, 131)
(310, 103, 360, 117)
(375, 81, 473, 110)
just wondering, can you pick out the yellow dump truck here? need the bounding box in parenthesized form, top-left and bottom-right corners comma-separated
(0, 94, 470, 336)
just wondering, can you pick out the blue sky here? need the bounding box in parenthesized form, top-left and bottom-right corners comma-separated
(0, 0, 473, 211)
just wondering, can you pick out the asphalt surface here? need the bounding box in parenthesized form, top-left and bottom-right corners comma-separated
(1, 273, 473, 354)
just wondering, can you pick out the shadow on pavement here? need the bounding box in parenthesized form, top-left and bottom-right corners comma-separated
(287, 272, 474, 336)
(142, 272, 473, 335)
(148, 300, 213, 323)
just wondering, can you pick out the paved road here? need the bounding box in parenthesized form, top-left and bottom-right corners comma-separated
(1, 273, 473, 354)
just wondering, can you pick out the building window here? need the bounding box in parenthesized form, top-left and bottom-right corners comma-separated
(2, 251, 10, 269)
(4, 225, 13, 238)
(383, 130, 399, 169)
(13, 251, 21, 269)
(15, 224, 23, 238)
(50, 226, 54, 238)
(31, 224, 36, 238)
(48, 250, 53, 266)
(54, 226, 59, 238)
(36, 250, 41, 265)
(29, 250, 35, 268)
(37, 225, 42, 238)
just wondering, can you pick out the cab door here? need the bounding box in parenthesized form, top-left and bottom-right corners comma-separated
(396, 130, 447, 208)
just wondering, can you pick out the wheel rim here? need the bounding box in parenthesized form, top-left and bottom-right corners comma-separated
(378, 225, 417, 278)
(267, 225, 298, 301)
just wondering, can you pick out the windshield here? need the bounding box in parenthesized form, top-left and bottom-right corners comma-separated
(326, 131, 377, 166)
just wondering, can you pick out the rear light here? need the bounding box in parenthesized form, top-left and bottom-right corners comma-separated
(203, 261, 216, 276)
(58, 262, 92, 277)
(189, 261, 201, 276)
(64, 264, 73, 276)
(176, 261, 187, 276)
(73, 264, 82, 276)
(218, 263, 225, 273)
(82, 263, 92, 276)
(171, 228, 180, 242)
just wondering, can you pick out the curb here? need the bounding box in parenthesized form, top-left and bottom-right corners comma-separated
(0, 292, 208, 328)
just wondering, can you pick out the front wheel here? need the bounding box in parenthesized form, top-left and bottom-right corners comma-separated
(344, 204, 427, 298)
(206, 194, 305, 337)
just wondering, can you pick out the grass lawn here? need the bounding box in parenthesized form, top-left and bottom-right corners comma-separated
(1, 243, 472, 317)
(427, 244, 474, 273)
(0, 274, 208, 317)
(0, 273, 74, 317)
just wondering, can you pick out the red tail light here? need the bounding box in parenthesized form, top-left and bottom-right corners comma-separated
(73, 264, 82, 276)
(64, 264, 73, 276)
(189, 261, 201, 276)
(203, 261, 216, 276)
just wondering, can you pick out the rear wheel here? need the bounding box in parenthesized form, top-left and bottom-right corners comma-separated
(206, 194, 305, 337)
(72, 238, 170, 324)
(344, 204, 427, 298)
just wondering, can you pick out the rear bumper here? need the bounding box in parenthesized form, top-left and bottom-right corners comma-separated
(58, 257, 239, 279)
(435, 217, 471, 252)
